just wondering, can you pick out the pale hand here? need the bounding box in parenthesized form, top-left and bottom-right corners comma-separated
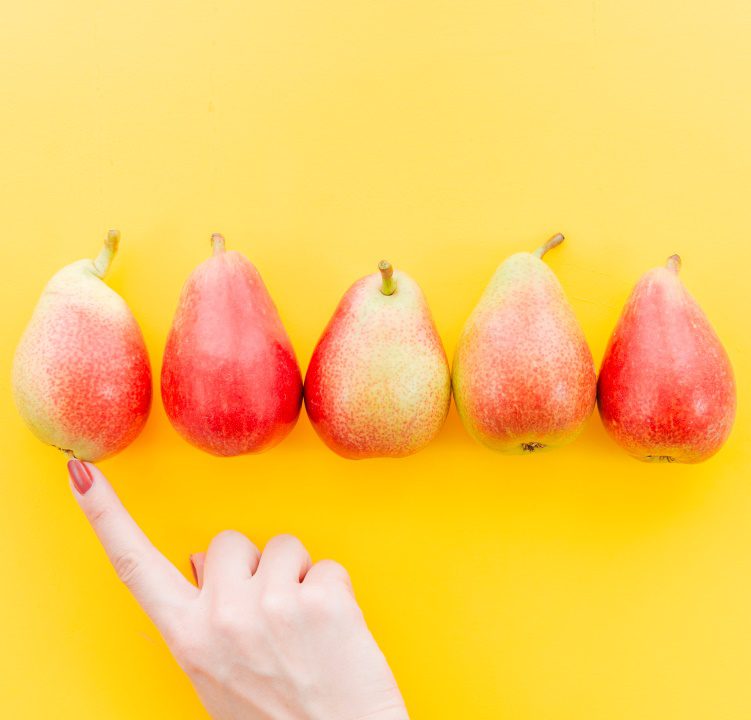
(67, 459, 409, 720)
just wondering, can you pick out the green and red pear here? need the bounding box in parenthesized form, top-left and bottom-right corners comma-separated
(597, 254, 736, 463)
(12, 230, 152, 461)
(452, 233, 596, 453)
(304, 261, 450, 459)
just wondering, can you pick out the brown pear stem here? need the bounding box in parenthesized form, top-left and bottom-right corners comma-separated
(533, 232, 565, 259)
(666, 254, 681, 273)
(92, 229, 120, 278)
(211, 233, 226, 255)
(378, 260, 397, 295)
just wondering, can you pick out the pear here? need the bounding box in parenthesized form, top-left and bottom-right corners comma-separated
(453, 233, 596, 453)
(598, 255, 736, 463)
(161, 234, 302, 456)
(12, 231, 152, 461)
(304, 261, 451, 459)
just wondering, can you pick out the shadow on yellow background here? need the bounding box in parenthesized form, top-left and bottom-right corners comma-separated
(1, 1, 749, 718)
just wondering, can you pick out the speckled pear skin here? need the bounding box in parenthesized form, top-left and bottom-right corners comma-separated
(304, 267, 451, 459)
(597, 257, 736, 463)
(12, 232, 152, 461)
(452, 237, 596, 453)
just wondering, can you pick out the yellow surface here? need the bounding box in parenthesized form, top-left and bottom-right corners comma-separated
(1, 1, 749, 718)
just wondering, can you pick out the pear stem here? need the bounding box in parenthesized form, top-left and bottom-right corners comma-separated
(378, 260, 397, 296)
(666, 254, 681, 273)
(533, 232, 565, 259)
(211, 233, 226, 255)
(92, 229, 120, 278)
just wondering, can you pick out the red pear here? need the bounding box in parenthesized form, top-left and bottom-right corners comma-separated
(161, 234, 302, 456)
(598, 255, 736, 463)
(12, 230, 152, 461)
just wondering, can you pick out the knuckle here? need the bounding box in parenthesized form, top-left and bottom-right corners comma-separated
(112, 550, 142, 587)
(160, 622, 182, 650)
(171, 635, 207, 676)
(89, 504, 111, 526)
(319, 558, 351, 583)
(212, 529, 246, 546)
(209, 598, 246, 637)
(302, 585, 333, 616)
(267, 533, 304, 553)
(178, 654, 203, 676)
(260, 590, 297, 622)
(160, 608, 193, 647)
(211, 606, 240, 636)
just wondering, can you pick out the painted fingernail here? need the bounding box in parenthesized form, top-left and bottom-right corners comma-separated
(68, 458, 94, 495)
(189, 555, 199, 585)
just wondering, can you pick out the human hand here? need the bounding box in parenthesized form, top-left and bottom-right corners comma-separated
(67, 459, 408, 720)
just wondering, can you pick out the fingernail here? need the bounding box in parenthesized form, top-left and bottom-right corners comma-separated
(68, 459, 94, 495)
(189, 555, 199, 584)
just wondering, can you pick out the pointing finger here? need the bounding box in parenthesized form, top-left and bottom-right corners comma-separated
(68, 459, 197, 634)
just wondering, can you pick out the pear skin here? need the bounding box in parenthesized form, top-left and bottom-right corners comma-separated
(597, 255, 736, 463)
(304, 261, 450, 459)
(453, 234, 596, 453)
(12, 231, 152, 461)
(161, 234, 302, 456)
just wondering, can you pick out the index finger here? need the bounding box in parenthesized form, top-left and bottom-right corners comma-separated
(68, 459, 197, 634)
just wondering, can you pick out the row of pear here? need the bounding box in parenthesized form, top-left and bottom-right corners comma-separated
(12, 231, 736, 465)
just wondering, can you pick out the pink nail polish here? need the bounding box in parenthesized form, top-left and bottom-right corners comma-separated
(68, 459, 94, 495)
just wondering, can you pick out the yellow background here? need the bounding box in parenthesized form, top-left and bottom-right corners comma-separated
(1, 1, 750, 717)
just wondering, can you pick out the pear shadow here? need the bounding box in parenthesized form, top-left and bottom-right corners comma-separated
(102, 388, 729, 584)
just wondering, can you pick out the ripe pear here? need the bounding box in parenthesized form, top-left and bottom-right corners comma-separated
(12, 231, 152, 461)
(304, 261, 450, 459)
(453, 233, 596, 453)
(161, 234, 302, 456)
(598, 255, 736, 463)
